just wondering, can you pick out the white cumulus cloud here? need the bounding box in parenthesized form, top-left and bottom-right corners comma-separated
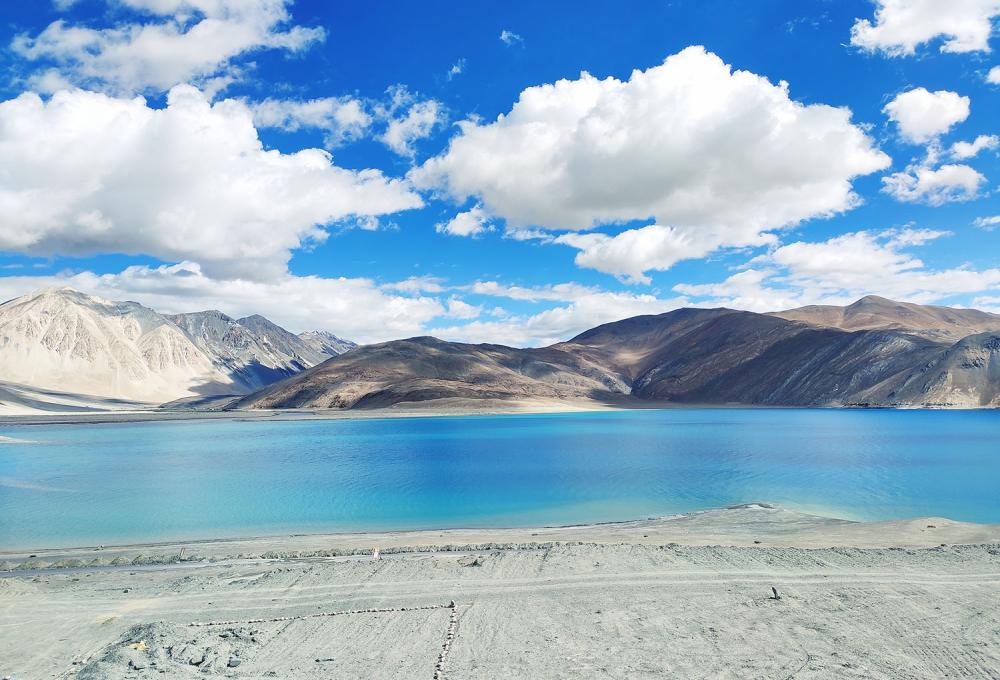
(377, 86, 445, 158)
(883, 88, 970, 143)
(951, 134, 999, 159)
(444, 297, 483, 319)
(251, 96, 372, 148)
(12, 0, 325, 94)
(851, 0, 1000, 56)
(676, 228, 1000, 310)
(436, 206, 493, 237)
(249, 87, 444, 155)
(0, 86, 422, 280)
(555, 225, 776, 285)
(411, 46, 889, 281)
(673, 268, 806, 312)
(882, 163, 986, 204)
(989, 66, 1000, 83)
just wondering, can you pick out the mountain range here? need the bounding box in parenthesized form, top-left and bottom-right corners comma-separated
(1, 288, 998, 414)
(238, 296, 1000, 411)
(0, 287, 355, 413)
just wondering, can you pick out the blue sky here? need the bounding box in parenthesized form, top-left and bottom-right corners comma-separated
(0, 0, 998, 344)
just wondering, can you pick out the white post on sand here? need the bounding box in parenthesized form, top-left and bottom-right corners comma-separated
(372, 546, 380, 561)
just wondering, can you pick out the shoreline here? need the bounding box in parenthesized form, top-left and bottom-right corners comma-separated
(0, 399, 630, 426)
(1, 399, 993, 428)
(5, 504, 1000, 571)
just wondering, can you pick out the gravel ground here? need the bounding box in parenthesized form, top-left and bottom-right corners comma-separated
(2, 506, 999, 679)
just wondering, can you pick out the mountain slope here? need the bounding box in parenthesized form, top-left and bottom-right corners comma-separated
(882, 332, 1000, 407)
(0, 288, 233, 404)
(677, 328, 945, 406)
(771, 295, 1000, 342)
(562, 308, 947, 405)
(234, 336, 629, 409)
(297, 330, 357, 357)
(237, 314, 346, 365)
(558, 308, 810, 396)
(169, 311, 346, 392)
(236, 298, 999, 411)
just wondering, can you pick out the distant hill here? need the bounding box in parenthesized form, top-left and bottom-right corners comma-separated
(770, 295, 1000, 342)
(169, 310, 337, 392)
(237, 298, 1000, 411)
(0, 287, 355, 413)
(234, 336, 628, 410)
(297, 330, 357, 357)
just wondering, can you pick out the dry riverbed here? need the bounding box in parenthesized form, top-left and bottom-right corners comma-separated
(2, 505, 999, 679)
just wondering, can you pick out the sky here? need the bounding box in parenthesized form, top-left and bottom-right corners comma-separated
(0, 0, 998, 345)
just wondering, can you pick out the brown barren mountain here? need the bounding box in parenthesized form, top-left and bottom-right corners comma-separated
(770, 295, 1000, 342)
(236, 336, 630, 410)
(235, 297, 1000, 411)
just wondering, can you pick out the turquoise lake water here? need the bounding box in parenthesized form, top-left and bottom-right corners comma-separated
(1, 409, 998, 549)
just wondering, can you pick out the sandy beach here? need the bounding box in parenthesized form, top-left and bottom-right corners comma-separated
(0, 398, 630, 426)
(2, 504, 999, 679)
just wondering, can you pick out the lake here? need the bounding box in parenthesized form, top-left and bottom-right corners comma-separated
(1, 409, 998, 549)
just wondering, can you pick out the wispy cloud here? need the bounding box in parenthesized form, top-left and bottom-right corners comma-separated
(499, 29, 523, 46)
(447, 58, 466, 80)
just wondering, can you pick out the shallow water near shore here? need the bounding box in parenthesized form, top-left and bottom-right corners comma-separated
(1, 408, 998, 549)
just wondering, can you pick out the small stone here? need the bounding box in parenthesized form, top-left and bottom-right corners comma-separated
(227, 657, 242, 668)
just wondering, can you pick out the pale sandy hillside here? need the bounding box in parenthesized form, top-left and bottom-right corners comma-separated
(0, 288, 233, 405)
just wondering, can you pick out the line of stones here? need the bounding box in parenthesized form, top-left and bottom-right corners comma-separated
(187, 602, 454, 627)
(434, 601, 459, 680)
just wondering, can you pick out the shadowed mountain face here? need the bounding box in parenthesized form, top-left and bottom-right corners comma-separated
(168, 311, 316, 392)
(673, 327, 945, 406)
(882, 333, 1000, 407)
(166, 312, 356, 393)
(237, 299, 1000, 410)
(557, 309, 806, 397)
(771, 295, 1000, 342)
(561, 310, 946, 405)
(237, 315, 331, 365)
